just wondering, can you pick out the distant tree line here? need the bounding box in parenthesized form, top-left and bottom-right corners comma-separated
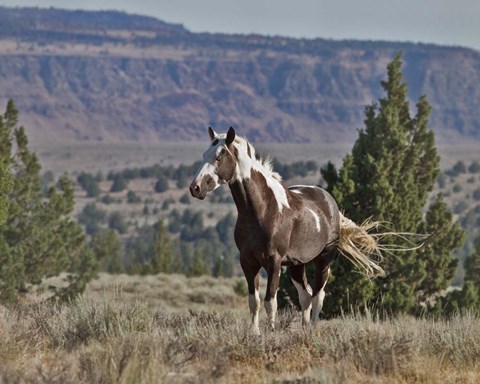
(76, 158, 320, 197)
(87, 207, 238, 279)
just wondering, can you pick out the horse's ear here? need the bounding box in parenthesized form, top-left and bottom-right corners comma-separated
(208, 126, 218, 141)
(226, 127, 235, 146)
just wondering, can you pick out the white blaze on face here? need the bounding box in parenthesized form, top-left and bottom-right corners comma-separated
(193, 162, 221, 189)
(192, 141, 225, 191)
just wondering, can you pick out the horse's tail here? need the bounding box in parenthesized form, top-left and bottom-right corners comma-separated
(338, 212, 385, 278)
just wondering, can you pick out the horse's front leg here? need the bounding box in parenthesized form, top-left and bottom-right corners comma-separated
(240, 255, 261, 335)
(264, 254, 282, 331)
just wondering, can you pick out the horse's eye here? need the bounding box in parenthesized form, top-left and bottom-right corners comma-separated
(216, 150, 225, 162)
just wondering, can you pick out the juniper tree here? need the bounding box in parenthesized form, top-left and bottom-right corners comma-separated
(77, 172, 101, 197)
(434, 235, 480, 315)
(320, 53, 464, 315)
(0, 100, 94, 302)
(279, 54, 464, 316)
(464, 236, 480, 289)
(91, 230, 124, 273)
(149, 219, 174, 274)
(0, 162, 13, 225)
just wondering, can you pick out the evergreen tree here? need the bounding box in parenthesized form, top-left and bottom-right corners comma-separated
(108, 211, 128, 234)
(149, 219, 174, 274)
(464, 236, 480, 289)
(124, 224, 155, 274)
(127, 190, 141, 203)
(280, 54, 464, 316)
(154, 176, 169, 193)
(77, 172, 101, 197)
(0, 100, 94, 302)
(0, 162, 13, 225)
(322, 53, 464, 315)
(188, 244, 209, 277)
(434, 235, 480, 315)
(91, 230, 124, 273)
(110, 174, 128, 192)
(78, 203, 107, 235)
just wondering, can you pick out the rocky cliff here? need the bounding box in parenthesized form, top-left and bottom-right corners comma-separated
(0, 7, 479, 144)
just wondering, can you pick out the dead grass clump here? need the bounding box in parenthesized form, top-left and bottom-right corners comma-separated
(77, 334, 167, 384)
(86, 273, 246, 313)
(312, 315, 418, 377)
(422, 313, 480, 367)
(30, 296, 153, 350)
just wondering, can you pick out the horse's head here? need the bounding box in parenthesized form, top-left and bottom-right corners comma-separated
(189, 126, 237, 200)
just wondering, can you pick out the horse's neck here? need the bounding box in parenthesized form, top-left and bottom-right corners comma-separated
(229, 168, 288, 221)
(228, 143, 289, 219)
(229, 176, 268, 221)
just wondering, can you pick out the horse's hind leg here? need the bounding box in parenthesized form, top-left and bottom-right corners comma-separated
(240, 256, 261, 335)
(289, 264, 313, 325)
(311, 266, 329, 324)
(311, 249, 336, 324)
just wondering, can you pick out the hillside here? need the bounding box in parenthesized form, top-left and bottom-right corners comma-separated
(0, 7, 479, 145)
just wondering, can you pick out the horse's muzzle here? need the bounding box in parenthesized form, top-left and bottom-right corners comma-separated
(190, 175, 214, 200)
(189, 182, 205, 200)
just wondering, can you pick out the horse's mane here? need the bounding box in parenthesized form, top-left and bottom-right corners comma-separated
(233, 136, 283, 182)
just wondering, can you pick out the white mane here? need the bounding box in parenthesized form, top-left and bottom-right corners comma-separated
(231, 136, 283, 182)
(227, 135, 290, 212)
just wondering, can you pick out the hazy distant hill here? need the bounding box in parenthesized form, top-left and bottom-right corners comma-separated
(0, 6, 479, 144)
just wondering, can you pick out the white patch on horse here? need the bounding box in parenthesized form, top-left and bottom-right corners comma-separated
(262, 174, 290, 213)
(232, 137, 290, 213)
(289, 185, 317, 189)
(264, 291, 278, 329)
(290, 189, 302, 194)
(292, 279, 313, 325)
(311, 268, 329, 324)
(248, 289, 261, 335)
(307, 208, 321, 232)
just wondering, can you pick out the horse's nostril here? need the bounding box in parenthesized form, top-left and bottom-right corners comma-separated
(194, 185, 200, 193)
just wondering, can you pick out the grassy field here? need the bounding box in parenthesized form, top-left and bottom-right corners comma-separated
(1, 273, 480, 383)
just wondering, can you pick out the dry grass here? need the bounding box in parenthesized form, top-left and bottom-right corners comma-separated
(1, 274, 480, 383)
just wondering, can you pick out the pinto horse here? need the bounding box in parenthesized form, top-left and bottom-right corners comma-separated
(190, 127, 384, 334)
